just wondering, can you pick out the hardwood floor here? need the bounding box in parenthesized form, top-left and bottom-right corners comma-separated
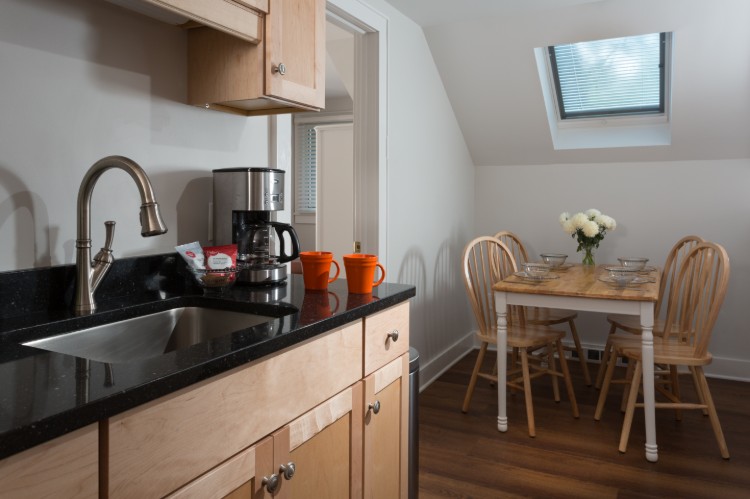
(417, 349, 750, 498)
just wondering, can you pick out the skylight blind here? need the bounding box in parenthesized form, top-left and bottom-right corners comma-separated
(549, 32, 665, 119)
(295, 123, 317, 214)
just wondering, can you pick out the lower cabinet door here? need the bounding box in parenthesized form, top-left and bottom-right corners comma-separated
(166, 437, 274, 499)
(273, 383, 363, 498)
(363, 354, 409, 499)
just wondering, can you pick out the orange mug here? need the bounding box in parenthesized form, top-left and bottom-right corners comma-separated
(343, 254, 386, 294)
(300, 251, 340, 290)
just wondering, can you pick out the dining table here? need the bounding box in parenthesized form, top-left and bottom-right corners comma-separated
(493, 263, 661, 462)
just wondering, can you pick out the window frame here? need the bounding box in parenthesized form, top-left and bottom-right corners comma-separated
(547, 32, 669, 121)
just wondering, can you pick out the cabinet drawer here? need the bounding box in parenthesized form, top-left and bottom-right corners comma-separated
(0, 424, 98, 499)
(107, 321, 363, 499)
(363, 302, 410, 376)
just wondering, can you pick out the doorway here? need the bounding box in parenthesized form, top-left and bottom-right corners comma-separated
(291, 0, 387, 266)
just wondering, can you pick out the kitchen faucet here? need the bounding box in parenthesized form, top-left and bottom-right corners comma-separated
(74, 156, 167, 314)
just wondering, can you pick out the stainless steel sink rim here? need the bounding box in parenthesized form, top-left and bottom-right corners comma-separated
(23, 307, 274, 364)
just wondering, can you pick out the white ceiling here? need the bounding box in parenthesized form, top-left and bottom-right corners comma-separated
(383, 0, 750, 166)
(383, 0, 603, 28)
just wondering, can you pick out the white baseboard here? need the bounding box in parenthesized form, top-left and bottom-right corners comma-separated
(417, 331, 476, 392)
(417, 335, 750, 388)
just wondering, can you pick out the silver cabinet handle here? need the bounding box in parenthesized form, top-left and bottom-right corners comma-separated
(387, 330, 399, 342)
(368, 400, 381, 415)
(272, 63, 286, 75)
(262, 473, 279, 493)
(279, 462, 296, 480)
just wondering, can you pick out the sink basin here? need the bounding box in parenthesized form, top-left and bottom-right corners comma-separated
(23, 307, 274, 363)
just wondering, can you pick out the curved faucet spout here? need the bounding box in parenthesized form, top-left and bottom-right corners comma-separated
(75, 156, 168, 314)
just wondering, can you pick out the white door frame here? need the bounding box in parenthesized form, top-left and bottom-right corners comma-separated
(326, 0, 388, 265)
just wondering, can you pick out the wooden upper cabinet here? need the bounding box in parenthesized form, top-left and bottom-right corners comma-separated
(187, 0, 326, 116)
(111, 0, 268, 43)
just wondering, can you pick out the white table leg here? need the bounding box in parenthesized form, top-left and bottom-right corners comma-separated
(495, 291, 508, 432)
(640, 301, 658, 462)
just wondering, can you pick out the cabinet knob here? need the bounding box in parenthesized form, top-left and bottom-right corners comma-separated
(262, 473, 280, 493)
(279, 461, 296, 480)
(368, 400, 381, 415)
(387, 330, 399, 342)
(272, 63, 287, 75)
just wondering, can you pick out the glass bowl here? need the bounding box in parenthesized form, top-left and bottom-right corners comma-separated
(617, 257, 649, 270)
(523, 262, 550, 277)
(540, 253, 568, 268)
(190, 268, 239, 292)
(605, 266, 639, 286)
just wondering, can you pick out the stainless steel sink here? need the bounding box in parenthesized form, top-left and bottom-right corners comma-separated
(23, 307, 274, 363)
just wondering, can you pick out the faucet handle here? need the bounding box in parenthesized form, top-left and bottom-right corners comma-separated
(102, 221, 116, 252)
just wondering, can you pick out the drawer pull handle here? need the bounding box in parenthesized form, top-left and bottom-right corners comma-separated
(368, 400, 381, 415)
(387, 330, 399, 342)
(279, 462, 296, 480)
(262, 473, 280, 493)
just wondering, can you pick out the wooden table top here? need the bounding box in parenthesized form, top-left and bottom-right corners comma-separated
(493, 264, 660, 302)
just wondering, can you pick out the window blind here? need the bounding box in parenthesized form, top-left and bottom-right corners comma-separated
(549, 32, 665, 119)
(295, 123, 318, 214)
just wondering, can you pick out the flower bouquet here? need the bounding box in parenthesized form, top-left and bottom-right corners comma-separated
(559, 209, 616, 265)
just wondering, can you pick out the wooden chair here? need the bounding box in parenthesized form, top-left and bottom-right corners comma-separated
(599, 242, 730, 458)
(494, 231, 591, 385)
(461, 236, 579, 437)
(594, 236, 704, 421)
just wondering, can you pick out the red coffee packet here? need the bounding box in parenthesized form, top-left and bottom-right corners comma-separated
(204, 244, 237, 270)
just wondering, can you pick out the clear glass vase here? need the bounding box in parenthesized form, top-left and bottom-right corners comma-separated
(581, 245, 595, 266)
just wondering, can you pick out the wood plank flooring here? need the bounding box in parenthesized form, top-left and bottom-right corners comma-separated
(418, 350, 750, 498)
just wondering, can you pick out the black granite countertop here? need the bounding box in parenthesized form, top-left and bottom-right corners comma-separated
(0, 254, 415, 460)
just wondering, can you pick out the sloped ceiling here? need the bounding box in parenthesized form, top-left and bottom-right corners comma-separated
(385, 0, 750, 166)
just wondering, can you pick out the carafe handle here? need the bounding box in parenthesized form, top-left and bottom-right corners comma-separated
(271, 222, 301, 263)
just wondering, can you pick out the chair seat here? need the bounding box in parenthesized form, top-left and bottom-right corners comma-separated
(606, 314, 666, 336)
(526, 307, 577, 326)
(477, 324, 565, 349)
(620, 342, 713, 367)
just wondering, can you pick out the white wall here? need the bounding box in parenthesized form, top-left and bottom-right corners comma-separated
(475, 159, 750, 380)
(0, 0, 272, 271)
(363, 0, 477, 385)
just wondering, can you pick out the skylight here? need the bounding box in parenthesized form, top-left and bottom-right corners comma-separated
(548, 32, 668, 120)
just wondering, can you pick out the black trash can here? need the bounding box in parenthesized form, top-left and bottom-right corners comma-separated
(408, 347, 420, 499)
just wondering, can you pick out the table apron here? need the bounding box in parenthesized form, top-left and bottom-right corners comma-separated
(502, 292, 646, 318)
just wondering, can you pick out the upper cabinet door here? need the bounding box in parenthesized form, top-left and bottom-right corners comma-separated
(264, 0, 326, 109)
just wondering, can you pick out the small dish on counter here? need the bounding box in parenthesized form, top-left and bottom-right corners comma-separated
(190, 268, 239, 292)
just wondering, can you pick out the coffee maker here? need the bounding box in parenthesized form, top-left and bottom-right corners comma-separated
(213, 168, 300, 285)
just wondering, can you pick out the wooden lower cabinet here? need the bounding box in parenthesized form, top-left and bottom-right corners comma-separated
(0, 424, 98, 499)
(363, 354, 409, 499)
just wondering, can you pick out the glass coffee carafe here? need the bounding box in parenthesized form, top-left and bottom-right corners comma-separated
(233, 212, 300, 284)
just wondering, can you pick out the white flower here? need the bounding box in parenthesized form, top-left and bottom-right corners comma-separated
(582, 220, 600, 238)
(596, 215, 616, 231)
(559, 212, 570, 225)
(585, 208, 601, 218)
(570, 212, 589, 230)
(562, 218, 577, 235)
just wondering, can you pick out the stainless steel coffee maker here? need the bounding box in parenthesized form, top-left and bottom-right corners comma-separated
(213, 168, 300, 285)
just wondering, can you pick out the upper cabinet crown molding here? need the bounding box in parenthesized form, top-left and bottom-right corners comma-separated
(107, 0, 268, 44)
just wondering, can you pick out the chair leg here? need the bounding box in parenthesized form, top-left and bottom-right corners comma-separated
(567, 319, 591, 386)
(549, 344, 560, 403)
(694, 366, 730, 459)
(669, 365, 682, 421)
(594, 348, 620, 421)
(520, 349, 536, 438)
(618, 360, 642, 454)
(462, 342, 488, 413)
(595, 323, 618, 389)
(556, 339, 579, 418)
(689, 366, 709, 416)
(620, 360, 635, 413)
